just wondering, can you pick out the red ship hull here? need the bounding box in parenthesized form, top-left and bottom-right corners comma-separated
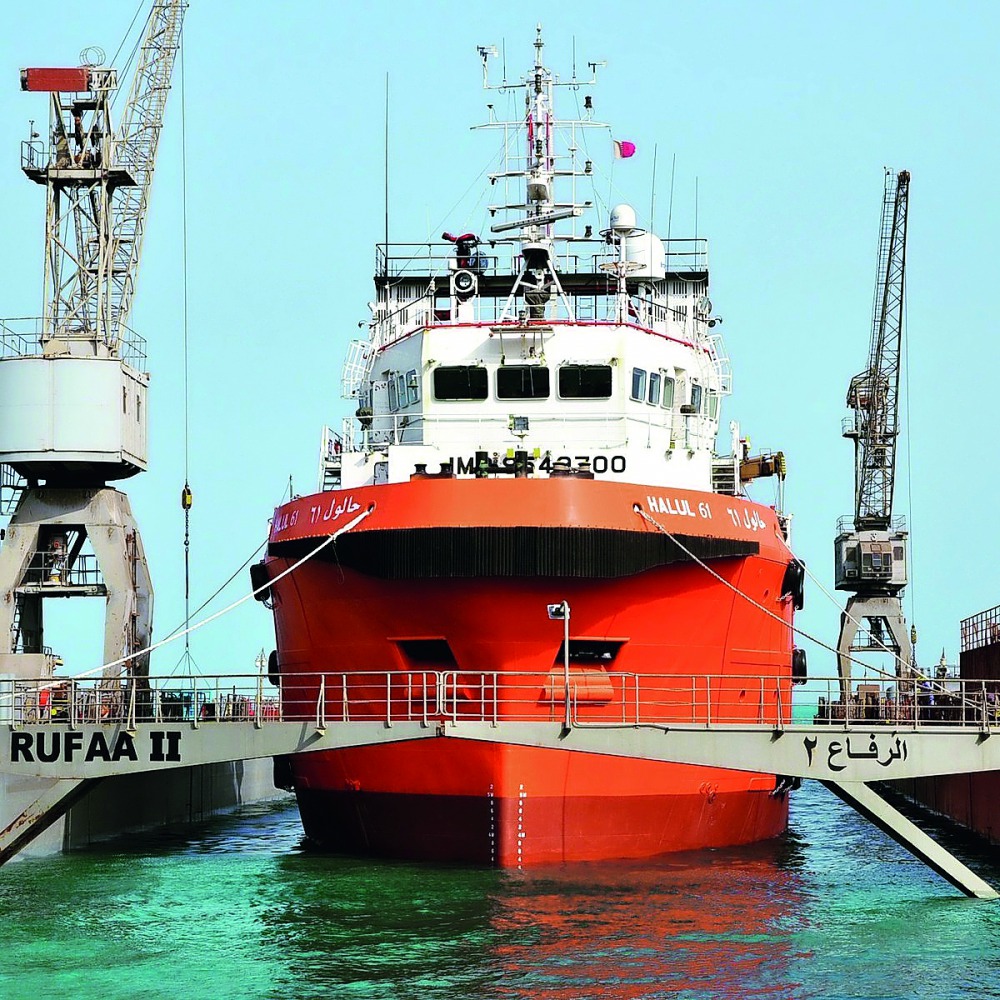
(263, 478, 797, 865)
(292, 743, 787, 865)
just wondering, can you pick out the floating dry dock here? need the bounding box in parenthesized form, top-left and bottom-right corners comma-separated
(2, 668, 1000, 899)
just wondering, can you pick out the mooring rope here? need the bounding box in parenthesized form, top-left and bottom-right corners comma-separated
(64, 504, 375, 683)
(633, 503, 930, 684)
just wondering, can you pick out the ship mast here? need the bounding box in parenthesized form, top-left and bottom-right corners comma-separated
(479, 27, 602, 323)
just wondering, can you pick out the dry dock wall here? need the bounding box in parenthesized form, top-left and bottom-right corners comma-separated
(4, 758, 288, 859)
(893, 628, 1000, 845)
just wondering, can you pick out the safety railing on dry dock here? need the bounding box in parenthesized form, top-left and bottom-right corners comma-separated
(3, 670, 998, 733)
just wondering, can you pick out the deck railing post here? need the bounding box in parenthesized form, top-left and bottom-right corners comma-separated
(563, 605, 571, 731)
(386, 671, 393, 727)
(255, 671, 264, 729)
(127, 680, 136, 734)
(706, 675, 711, 728)
(316, 675, 327, 733)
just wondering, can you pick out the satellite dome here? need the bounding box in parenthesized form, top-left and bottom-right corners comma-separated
(609, 203, 638, 234)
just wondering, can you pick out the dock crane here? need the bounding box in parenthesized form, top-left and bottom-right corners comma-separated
(835, 169, 912, 702)
(0, 2, 185, 692)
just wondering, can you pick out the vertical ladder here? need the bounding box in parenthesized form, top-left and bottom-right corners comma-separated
(9, 601, 20, 654)
(0, 465, 25, 517)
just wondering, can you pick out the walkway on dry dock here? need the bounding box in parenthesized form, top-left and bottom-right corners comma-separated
(3, 668, 1000, 898)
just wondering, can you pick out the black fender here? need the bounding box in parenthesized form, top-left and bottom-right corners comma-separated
(781, 559, 805, 610)
(792, 647, 808, 685)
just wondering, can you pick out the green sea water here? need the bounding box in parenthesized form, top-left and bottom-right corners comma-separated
(2, 782, 1000, 999)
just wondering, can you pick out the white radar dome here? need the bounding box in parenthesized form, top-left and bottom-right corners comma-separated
(623, 232, 666, 279)
(609, 203, 638, 234)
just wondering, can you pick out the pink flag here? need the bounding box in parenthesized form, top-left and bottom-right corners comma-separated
(613, 139, 636, 159)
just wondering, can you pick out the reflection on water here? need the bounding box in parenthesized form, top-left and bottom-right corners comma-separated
(2, 784, 1000, 999)
(483, 838, 810, 1000)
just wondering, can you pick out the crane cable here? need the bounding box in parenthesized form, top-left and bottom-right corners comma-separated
(179, 25, 194, 668)
(634, 505, 941, 690)
(903, 281, 917, 646)
(62, 506, 375, 685)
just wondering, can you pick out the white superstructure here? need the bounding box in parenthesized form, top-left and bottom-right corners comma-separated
(322, 30, 770, 506)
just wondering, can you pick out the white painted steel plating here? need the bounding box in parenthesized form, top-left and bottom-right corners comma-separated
(328, 31, 736, 496)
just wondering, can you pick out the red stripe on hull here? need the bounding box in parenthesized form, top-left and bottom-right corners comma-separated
(291, 741, 788, 865)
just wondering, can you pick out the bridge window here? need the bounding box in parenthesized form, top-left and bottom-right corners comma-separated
(387, 377, 399, 412)
(406, 369, 420, 405)
(558, 365, 613, 399)
(648, 372, 661, 405)
(433, 365, 488, 400)
(630, 368, 647, 402)
(690, 382, 703, 412)
(660, 374, 675, 409)
(497, 365, 550, 399)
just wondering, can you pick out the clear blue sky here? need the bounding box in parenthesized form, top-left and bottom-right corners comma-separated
(1, 1, 997, 680)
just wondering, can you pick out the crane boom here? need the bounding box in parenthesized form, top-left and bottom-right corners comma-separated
(849, 169, 910, 531)
(0, 2, 186, 691)
(107, 0, 185, 346)
(27, 0, 185, 352)
(834, 169, 914, 702)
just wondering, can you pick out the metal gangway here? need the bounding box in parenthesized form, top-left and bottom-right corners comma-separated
(3, 668, 1000, 898)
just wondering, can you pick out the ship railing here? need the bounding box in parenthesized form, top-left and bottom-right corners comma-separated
(0, 315, 148, 371)
(342, 407, 716, 459)
(375, 239, 607, 280)
(6, 670, 997, 733)
(375, 238, 708, 281)
(343, 410, 631, 454)
(377, 285, 710, 343)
